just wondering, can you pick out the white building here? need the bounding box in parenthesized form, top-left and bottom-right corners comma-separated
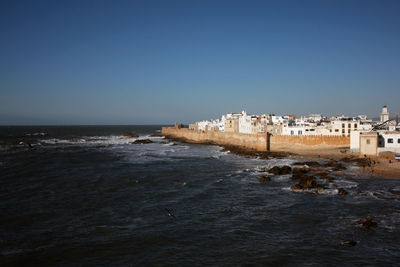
(308, 114, 323, 122)
(238, 111, 252, 134)
(378, 132, 400, 153)
(380, 105, 390, 123)
(351, 130, 400, 154)
(196, 120, 211, 131)
(328, 119, 360, 136)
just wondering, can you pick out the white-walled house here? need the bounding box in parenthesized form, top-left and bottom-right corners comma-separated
(328, 120, 360, 136)
(378, 132, 400, 153)
(350, 131, 362, 152)
(351, 130, 400, 154)
(238, 111, 252, 134)
(196, 120, 210, 131)
(282, 125, 306, 136)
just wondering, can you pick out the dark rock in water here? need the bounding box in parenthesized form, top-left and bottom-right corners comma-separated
(341, 156, 370, 167)
(290, 174, 326, 190)
(342, 240, 357, 247)
(323, 160, 345, 170)
(131, 139, 153, 144)
(292, 167, 310, 175)
(308, 169, 330, 175)
(389, 190, 400, 196)
(291, 169, 310, 180)
(268, 165, 292, 175)
(338, 188, 347, 195)
(123, 132, 139, 138)
(211, 145, 292, 160)
(357, 216, 377, 229)
(259, 176, 271, 182)
(293, 161, 322, 167)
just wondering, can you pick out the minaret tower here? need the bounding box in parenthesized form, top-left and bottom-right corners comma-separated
(380, 105, 389, 122)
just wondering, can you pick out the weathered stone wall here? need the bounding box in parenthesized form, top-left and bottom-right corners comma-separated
(270, 135, 350, 147)
(161, 127, 268, 151)
(161, 127, 350, 152)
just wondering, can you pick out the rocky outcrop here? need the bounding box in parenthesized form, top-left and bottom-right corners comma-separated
(341, 156, 370, 167)
(268, 165, 292, 175)
(324, 160, 345, 170)
(308, 169, 330, 175)
(337, 188, 348, 195)
(293, 161, 322, 167)
(292, 167, 310, 175)
(290, 173, 326, 191)
(131, 139, 153, 144)
(294, 160, 345, 170)
(123, 132, 139, 138)
(357, 216, 377, 229)
(342, 240, 357, 247)
(259, 176, 271, 182)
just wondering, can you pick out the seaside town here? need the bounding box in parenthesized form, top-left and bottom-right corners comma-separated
(186, 105, 400, 157)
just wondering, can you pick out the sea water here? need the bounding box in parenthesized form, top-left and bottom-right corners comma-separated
(1, 125, 400, 265)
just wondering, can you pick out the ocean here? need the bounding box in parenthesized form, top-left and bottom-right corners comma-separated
(1, 125, 400, 266)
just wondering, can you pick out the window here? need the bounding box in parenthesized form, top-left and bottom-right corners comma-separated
(335, 129, 339, 132)
(342, 129, 345, 133)
(348, 123, 351, 128)
(366, 139, 370, 144)
(348, 129, 351, 133)
(388, 138, 393, 143)
(398, 138, 400, 144)
(291, 130, 294, 135)
(298, 130, 302, 135)
(342, 123, 345, 128)
(330, 129, 332, 132)
(354, 123, 357, 128)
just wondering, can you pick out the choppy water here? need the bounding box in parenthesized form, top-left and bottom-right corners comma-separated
(1, 126, 400, 266)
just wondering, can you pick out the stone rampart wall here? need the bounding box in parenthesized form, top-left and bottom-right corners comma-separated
(161, 127, 268, 151)
(161, 127, 350, 151)
(271, 135, 350, 147)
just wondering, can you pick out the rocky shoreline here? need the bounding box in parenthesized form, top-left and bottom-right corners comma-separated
(162, 133, 400, 179)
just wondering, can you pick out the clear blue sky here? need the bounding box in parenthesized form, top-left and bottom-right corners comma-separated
(1, 0, 399, 125)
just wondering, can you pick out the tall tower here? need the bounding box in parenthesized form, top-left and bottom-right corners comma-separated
(380, 105, 389, 122)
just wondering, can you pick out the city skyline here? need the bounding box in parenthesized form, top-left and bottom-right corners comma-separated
(1, 0, 399, 125)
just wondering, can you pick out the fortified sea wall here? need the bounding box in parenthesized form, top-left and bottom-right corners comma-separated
(161, 127, 268, 151)
(271, 135, 350, 147)
(161, 127, 350, 152)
